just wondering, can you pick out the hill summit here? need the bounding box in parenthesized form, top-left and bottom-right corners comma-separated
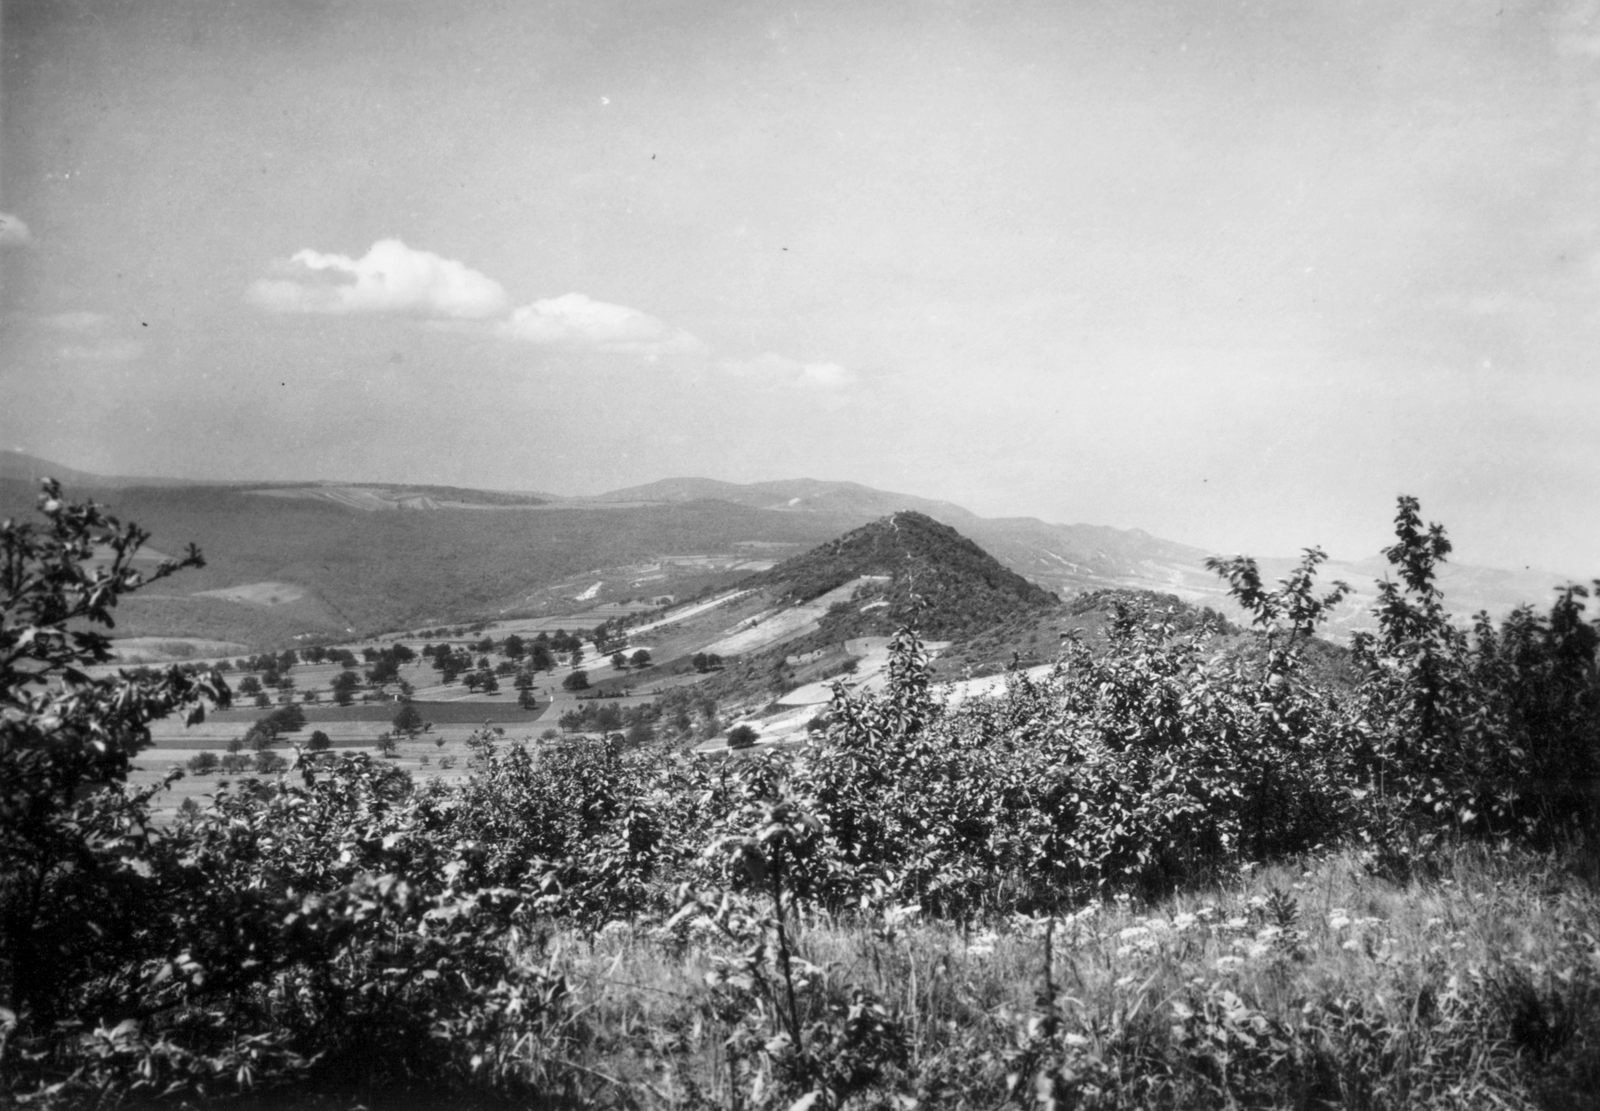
(748, 510, 1058, 640)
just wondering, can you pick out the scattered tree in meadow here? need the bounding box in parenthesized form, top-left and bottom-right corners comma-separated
(307, 729, 331, 752)
(331, 669, 361, 706)
(611, 651, 628, 670)
(366, 654, 400, 686)
(392, 703, 426, 736)
(265, 703, 305, 734)
(631, 648, 651, 668)
(726, 724, 759, 749)
(252, 749, 287, 774)
(563, 669, 590, 692)
(186, 751, 219, 775)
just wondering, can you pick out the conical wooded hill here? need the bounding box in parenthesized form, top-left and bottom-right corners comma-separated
(746, 510, 1059, 640)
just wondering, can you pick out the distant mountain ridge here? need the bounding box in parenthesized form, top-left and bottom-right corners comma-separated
(580, 476, 978, 521)
(0, 453, 1577, 650)
(0, 450, 205, 490)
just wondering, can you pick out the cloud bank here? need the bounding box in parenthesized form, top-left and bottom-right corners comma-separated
(246, 239, 852, 387)
(248, 238, 508, 319)
(496, 293, 707, 357)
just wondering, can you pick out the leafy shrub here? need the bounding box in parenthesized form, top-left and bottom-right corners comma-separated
(0, 482, 229, 1029)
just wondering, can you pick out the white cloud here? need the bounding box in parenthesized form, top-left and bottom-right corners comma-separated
(247, 238, 508, 319)
(718, 351, 857, 390)
(0, 212, 31, 246)
(40, 310, 110, 332)
(496, 293, 707, 357)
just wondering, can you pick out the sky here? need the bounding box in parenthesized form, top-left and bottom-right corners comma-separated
(1, 0, 1596, 574)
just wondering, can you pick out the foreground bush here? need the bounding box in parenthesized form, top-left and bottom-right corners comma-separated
(0, 487, 583, 1107)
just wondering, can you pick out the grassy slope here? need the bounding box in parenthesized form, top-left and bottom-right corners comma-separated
(557, 843, 1600, 1108)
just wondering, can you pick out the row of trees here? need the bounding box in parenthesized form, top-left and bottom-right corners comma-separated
(555, 684, 721, 741)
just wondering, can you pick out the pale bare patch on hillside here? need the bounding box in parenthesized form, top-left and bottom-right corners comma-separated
(109, 637, 250, 663)
(193, 581, 307, 606)
(700, 576, 889, 658)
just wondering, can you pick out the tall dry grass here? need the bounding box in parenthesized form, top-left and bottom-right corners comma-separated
(551, 843, 1600, 1109)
